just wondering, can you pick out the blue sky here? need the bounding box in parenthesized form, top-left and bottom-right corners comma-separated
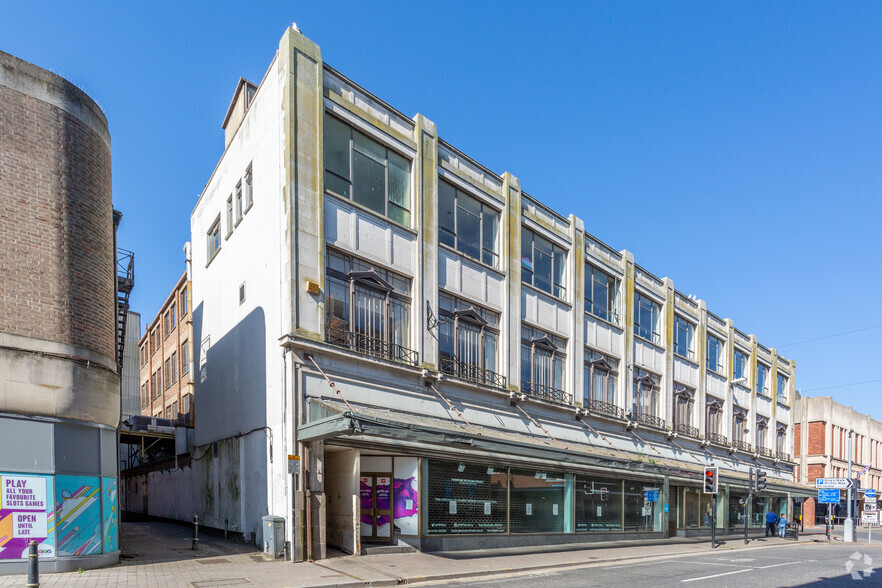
(4, 2, 880, 418)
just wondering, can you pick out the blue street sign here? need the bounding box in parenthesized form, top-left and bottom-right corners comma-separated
(819, 489, 841, 504)
(644, 490, 659, 502)
(866, 489, 877, 499)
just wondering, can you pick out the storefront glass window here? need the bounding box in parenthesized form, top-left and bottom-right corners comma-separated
(684, 487, 700, 528)
(728, 492, 748, 529)
(575, 476, 623, 532)
(623, 480, 661, 531)
(509, 468, 566, 533)
(752, 495, 770, 527)
(426, 460, 507, 535)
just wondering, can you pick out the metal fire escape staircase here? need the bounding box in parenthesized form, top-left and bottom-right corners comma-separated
(116, 248, 135, 373)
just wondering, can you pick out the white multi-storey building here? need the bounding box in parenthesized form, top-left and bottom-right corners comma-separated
(186, 26, 810, 559)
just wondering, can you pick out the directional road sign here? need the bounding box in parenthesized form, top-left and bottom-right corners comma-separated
(865, 489, 877, 498)
(816, 478, 855, 490)
(819, 489, 841, 504)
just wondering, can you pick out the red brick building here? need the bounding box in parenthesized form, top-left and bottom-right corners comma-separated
(794, 395, 882, 526)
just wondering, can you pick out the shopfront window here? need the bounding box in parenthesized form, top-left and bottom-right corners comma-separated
(425, 460, 507, 535)
(509, 469, 567, 533)
(575, 476, 623, 532)
(683, 487, 715, 529)
(728, 492, 749, 530)
(623, 480, 661, 531)
(752, 495, 770, 527)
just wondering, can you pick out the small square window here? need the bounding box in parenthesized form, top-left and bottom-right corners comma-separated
(239, 282, 246, 305)
(207, 216, 222, 262)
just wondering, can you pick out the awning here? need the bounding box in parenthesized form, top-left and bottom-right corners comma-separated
(300, 397, 816, 497)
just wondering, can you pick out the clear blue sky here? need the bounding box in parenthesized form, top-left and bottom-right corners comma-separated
(5, 2, 880, 418)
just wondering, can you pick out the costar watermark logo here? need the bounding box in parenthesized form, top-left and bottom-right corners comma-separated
(845, 551, 874, 580)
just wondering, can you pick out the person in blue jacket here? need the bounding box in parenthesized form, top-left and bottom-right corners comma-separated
(766, 510, 779, 537)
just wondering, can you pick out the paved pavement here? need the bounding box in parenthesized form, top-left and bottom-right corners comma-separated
(0, 522, 853, 587)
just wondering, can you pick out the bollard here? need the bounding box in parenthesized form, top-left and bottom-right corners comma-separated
(27, 540, 39, 587)
(192, 514, 199, 550)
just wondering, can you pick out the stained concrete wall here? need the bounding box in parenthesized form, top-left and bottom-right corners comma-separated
(325, 448, 358, 554)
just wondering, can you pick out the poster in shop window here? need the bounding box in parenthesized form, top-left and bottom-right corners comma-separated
(359, 477, 373, 537)
(376, 477, 391, 538)
(0, 474, 56, 560)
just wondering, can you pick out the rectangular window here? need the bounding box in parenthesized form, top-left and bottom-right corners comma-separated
(632, 368, 661, 425)
(226, 196, 234, 237)
(673, 316, 695, 361)
(180, 290, 188, 317)
(633, 292, 661, 345)
(757, 363, 769, 397)
(776, 426, 786, 453)
(706, 397, 724, 441)
(756, 418, 768, 450)
(182, 393, 192, 415)
(575, 476, 622, 532)
(181, 341, 189, 375)
(776, 373, 787, 403)
(323, 114, 411, 225)
(170, 304, 176, 327)
(585, 264, 619, 324)
(171, 352, 177, 383)
(509, 468, 566, 533)
(166, 406, 172, 420)
(425, 460, 507, 535)
(438, 293, 502, 387)
(673, 384, 696, 437)
(164, 359, 171, 388)
(325, 250, 414, 365)
(624, 480, 660, 531)
(207, 217, 221, 261)
(584, 350, 619, 414)
(732, 410, 747, 446)
(438, 179, 500, 267)
(244, 165, 253, 211)
(521, 228, 567, 298)
(521, 325, 568, 404)
(706, 334, 723, 373)
(235, 181, 243, 224)
(734, 349, 748, 383)
(156, 367, 163, 394)
(172, 401, 178, 419)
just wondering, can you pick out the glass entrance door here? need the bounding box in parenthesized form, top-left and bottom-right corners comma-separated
(360, 473, 392, 542)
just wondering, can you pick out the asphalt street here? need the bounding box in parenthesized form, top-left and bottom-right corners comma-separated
(428, 542, 882, 587)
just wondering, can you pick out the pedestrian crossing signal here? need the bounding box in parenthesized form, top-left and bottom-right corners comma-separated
(704, 466, 719, 494)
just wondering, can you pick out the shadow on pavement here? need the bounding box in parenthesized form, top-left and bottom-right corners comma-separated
(120, 519, 260, 566)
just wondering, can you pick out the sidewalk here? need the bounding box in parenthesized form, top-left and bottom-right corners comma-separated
(0, 523, 827, 588)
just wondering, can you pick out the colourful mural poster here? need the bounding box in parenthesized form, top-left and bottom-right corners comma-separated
(359, 477, 373, 537)
(101, 478, 118, 553)
(393, 457, 419, 536)
(375, 477, 391, 538)
(55, 476, 102, 556)
(0, 474, 56, 560)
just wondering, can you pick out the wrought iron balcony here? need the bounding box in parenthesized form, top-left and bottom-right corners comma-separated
(733, 440, 752, 453)
(586, 399, 625, 420)
(325, 327, 419, 367)
(522, 381, 572, 406)
(675, 423, 700, 439)
(632, 412, 666, 430)
(757, 446, 774, 458)
(440, 357, 506, 388)
(776, 451, 791, 462)
(705, 432, 728, 447)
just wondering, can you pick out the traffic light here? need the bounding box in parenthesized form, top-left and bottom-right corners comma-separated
(704, 466, 719, 494)
(754, 469, 767, 493)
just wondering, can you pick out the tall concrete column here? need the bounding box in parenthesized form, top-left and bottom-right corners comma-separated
(413, 114, 439, 369)
(620, 251, 635, 411)
(724, 318, 735, 442)
(696, 300, 708, 436)
(749, 335, 759, 448)
(569, 215, 585, 403)
(662, 278, 675, 429)
(503, 173, 522, 392)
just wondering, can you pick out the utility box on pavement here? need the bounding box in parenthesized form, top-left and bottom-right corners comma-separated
(262, 515, 285, 558)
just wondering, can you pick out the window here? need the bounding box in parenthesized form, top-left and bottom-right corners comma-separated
(226, 196, 234, 237)
(585, 264, 619, 324)
(164, 359, 171, 388)
(734, 349, 748, 383)
(706, 397, 724, 442)
(239, 282, 246, 305)
(325, 250, 415, 365)
(181, 341, 189, 375)
(425, 460, 507, 535)
(182, 393, 192, 415)
(323, 114, 411, 225)
(156, 367, 163, 394)
(776, 424, 787, 454)
(509, 468, 566, 533)
(140, 383, 148, 408)
(521, 228, 567, 298)
(521, 325, 568, 404)
(244, 165, 253, 211)
(632, 368, 661, 425)
(166, 406, 172, 420)
(673, 316, 695, 361)
(170, 303, 176, 327)
(235, 181, 243, 224)
(172, 401, 178, 419)
(180, 290, 188, 317)
(757, 363, 770, 397)
(756, 417, 768, 450)
(171, 352, 177, 383)
(633, 292, 661, 345)
(706, 334, 723, 373)
(776, 373, 788, 403)
(673, 384, 696, 437)
(732, 408, 748, 448)
(438, 179, 500, 267)
(207, 216, 221, 261)
(575, 476, 623, 532)
(438, 293, 502, 386)
(584, 350, 619, 414)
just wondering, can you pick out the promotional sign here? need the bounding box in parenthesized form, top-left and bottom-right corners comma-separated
(818, 489, 841, 504)
(0, 474, 56, 560)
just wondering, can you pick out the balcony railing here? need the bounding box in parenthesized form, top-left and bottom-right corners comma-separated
(675, 423, 700, 439)
(326, 327, 419, 367)
(632, 412, 666, 430)
(522, 381, 572, 406)
(733, 440, 752, 453)
(705, 432, 728, 446)
(586, 399, 625, 420)
(757, 446, 774, 458)
(440, 357, 506, 388)
(776, 451, 791, 462)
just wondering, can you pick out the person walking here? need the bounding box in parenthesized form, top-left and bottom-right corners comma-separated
(765, 510, 779, 537)
(779, 514, 788, 538)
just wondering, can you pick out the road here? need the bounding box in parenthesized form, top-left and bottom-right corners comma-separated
(427, 542, 882, 587)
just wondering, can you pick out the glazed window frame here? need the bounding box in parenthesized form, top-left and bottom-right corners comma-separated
(633, 291, 661, 346)
(706, 334, 724, 374)
(585, 264, 620, 325)
(521, 228, 567, 299)
(438, 178, 500, 269)
(437, 293, 503, 387)
(520, 325, 568, 403)
(673, 315, 696, 361)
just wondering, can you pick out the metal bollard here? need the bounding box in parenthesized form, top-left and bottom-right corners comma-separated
(192, 514, 199, 550)
(27, 540, 39, 587)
